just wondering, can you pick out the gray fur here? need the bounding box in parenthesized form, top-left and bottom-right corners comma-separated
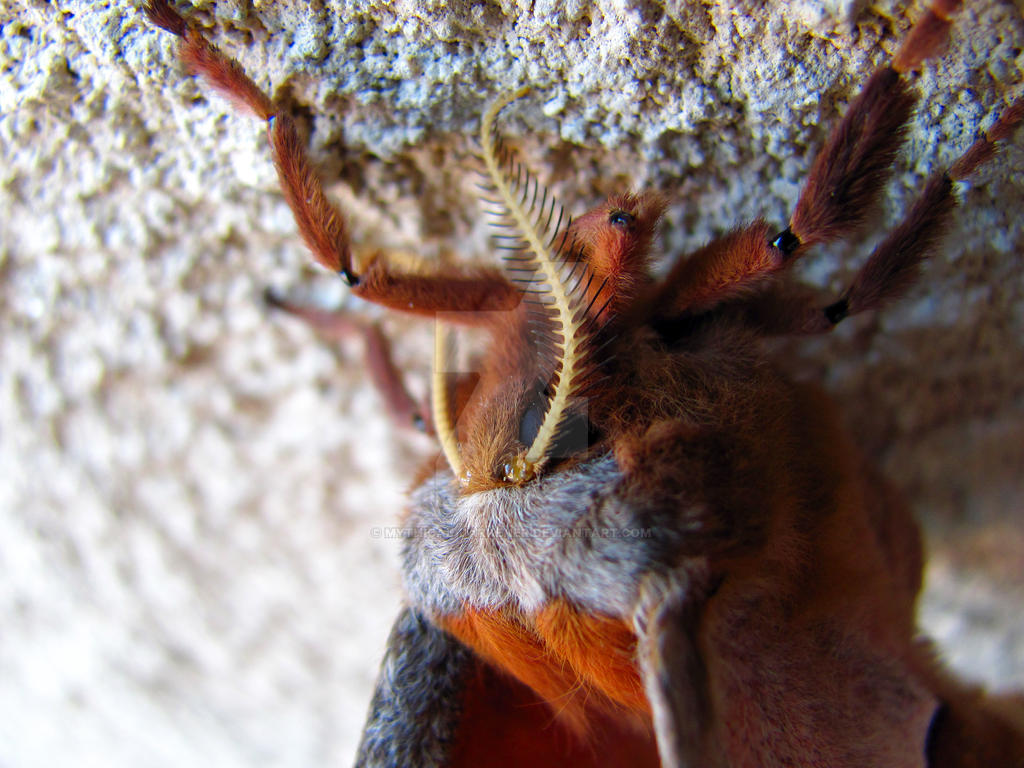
(354, 607, 473, 768)
(402, 453, 706, 619)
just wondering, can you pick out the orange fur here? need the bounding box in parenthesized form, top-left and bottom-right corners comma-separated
(892, 0, 960, 72)
(270, 115, 350, 273)
(534, 601, 649, 715)
(568, 192, 666, 321)
(179, 28, 275, 118)
(354, 258, 520, 318)
(441, 603, 650, 735)
(649, 220, 777, 316)
(440, 608, 595, 733)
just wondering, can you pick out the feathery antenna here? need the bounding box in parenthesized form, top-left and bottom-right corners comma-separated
(432, 324, 465, 480)
(478, 88, 592, 483)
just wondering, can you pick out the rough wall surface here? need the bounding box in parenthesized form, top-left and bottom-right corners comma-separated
(1, 0, 1023, 765)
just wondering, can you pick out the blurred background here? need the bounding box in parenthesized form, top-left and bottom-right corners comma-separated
(1, 0, 1022, 765)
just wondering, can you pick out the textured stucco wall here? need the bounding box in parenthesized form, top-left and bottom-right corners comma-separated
(1, 1, 1023, 766)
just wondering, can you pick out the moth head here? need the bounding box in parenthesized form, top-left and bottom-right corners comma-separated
(568, 191, 667, 316)
(457, 375, 535, 492)
(455, 373, 592, 492)
(449, 91, 658, 492)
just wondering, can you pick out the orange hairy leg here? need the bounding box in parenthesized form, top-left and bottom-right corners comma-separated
(144, 0, 520, 319)
(734, 94, 1024, 338)
(644, 0, 965, 322)
(642, 0, 1022, 339)
(263, 289, 428, 431)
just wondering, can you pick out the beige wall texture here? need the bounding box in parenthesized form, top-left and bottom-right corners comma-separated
(2, 0, 1023, 765)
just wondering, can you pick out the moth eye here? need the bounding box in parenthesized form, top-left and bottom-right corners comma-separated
(518, 402, 544, 446)
(608, 210, 634, 228)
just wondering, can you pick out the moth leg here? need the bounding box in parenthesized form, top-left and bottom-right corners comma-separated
(739, 97, 1024, 336)
(262, 288, 429, 431)
(632, 572, 722, 768)
(779, 0, 964, 254)
(144, 0, 520, 322)
(646, 219, 779, 317)
(649, 0, 963, 320)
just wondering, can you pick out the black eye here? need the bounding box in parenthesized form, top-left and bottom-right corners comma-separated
(518, 402, 544, 446)
(608, 210, 634, 228)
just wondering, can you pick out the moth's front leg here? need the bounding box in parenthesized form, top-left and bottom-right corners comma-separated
(632, 571, 723, 768)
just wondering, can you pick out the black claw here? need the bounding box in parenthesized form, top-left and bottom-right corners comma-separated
(770, 227, 801, 258)
(263, 286, 286, 309)
(824, 298, 849, 325)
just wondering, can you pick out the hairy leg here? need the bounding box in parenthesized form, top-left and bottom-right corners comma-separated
(741, 97, 1024, 336)
(649, 0, 968, 322)
(145, 0, 520, 321)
